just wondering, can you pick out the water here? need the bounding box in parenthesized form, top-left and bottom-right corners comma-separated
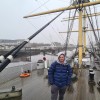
(7, 54, 57, 68)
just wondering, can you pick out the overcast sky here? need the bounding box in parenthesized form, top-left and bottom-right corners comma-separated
(0, 0, 100, 45)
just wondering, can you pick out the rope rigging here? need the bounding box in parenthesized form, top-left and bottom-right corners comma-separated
(89, 6, 100, 49)
(25, 17, 59, 47)
(27, 0, 50, 15)
(1, 0, 100, 71)
(87, 34, 100, 64)
(92, 5, 100, 42)
(36, 0, 65, 44)
(64, 9, 77, 58)
(87, 34, 95, 53)
(26, 19, 56, 46)
(85, 7, 100, 49)
(64, 0, 72, 56)
(88, 5, 100, 46)
(64, 0, 83, 60)
(85, 5, 100, 62)
(0, 2, 73, 68)
(0, 11, 65, 72)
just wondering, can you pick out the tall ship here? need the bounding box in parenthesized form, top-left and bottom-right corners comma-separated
(0, 0, 100, 100)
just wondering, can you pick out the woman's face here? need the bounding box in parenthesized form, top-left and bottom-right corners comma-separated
(58, 54, 65, 63)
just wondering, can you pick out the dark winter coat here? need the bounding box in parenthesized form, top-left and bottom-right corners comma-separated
(48, 61, 72, 87)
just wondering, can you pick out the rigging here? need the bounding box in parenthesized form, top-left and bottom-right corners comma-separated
(0, 11, 65, 72)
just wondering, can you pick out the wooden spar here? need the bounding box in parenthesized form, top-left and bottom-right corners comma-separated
(62, 17, 78, 22)
(59, 28, 100, 33)
(62, 12, 100, 21)
(59, 31, 77, 33)
(23, 1, 100, 18)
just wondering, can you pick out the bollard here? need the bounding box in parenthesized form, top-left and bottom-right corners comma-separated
(89, 69, 93, 73)
(89, 71, 95, 81)
(88, 69, 95, 85)
(97, 80, 100, 86)
(97, 80, 100, 91)
(12, 86, 15, 91)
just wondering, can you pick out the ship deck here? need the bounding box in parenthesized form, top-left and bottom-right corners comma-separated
(0, 68, 100, 100)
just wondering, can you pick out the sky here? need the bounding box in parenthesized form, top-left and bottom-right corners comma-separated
(0, 0, 100, 45)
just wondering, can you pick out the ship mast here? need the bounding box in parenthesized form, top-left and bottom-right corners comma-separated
(78, 7, 83, 68)
(83, 7, 86, 55)
(24, 0, 100, 67)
